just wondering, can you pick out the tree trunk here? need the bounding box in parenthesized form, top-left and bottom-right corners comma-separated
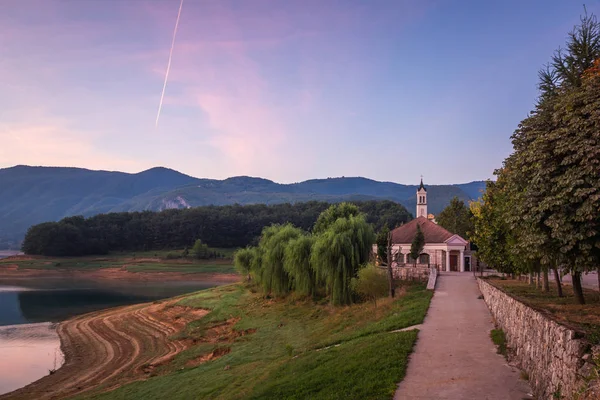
(597, 270, 600, 292)
(386, 232, 395, 298)
(536, 271, 541, 289)
(572, 271, 585, 305)
(553, 268, 563, 297)
(528, 272, 534, 285)
(542, 268, 549, 292)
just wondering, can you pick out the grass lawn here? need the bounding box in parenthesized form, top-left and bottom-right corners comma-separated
(82, 282, 433, 400)
(0, 250, 236, 274)
(486, 277, 600, 342)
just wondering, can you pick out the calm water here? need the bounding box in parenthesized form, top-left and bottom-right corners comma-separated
(0, 278, 217, 395)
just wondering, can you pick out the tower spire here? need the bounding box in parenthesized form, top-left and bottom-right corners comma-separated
(416, 177, 427, 217)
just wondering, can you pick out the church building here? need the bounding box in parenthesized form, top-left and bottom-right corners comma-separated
(390, 179, 472, 272)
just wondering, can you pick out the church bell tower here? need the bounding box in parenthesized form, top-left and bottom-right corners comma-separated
(416, 177, 427, 218)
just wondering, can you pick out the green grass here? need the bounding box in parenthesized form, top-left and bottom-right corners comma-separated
(82, 283, 433, 400)
(490, 328, 507, 357)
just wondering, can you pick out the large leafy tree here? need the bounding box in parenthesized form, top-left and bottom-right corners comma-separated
(476, 10, 600, 304)
(436, 197, 474, 240)
(470, 179, 516, 275)
(541, 66, 600, 303)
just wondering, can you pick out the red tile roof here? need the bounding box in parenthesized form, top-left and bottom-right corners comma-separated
(390, 216, 455, 244)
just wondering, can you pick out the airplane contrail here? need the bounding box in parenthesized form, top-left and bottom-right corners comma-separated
(155, 0, 184, 127)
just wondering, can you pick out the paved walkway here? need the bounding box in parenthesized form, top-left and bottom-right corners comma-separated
(395, 272, 532, 400)
(557, 272, 599, 291)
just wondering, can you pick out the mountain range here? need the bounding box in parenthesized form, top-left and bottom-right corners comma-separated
(0, 165, 486, 249)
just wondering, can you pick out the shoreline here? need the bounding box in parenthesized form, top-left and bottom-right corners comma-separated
(0, 296, 211, 400)
(0, 322, 63, 397)
(0, 266, 239, 283)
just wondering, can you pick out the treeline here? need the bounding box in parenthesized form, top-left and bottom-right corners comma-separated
(234, 203, 382, 306)
(471, 12, 600, 304)
(22, 200, 411, 256)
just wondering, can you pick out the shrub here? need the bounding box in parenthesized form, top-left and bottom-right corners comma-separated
(352, 264, 388, 306)
(234, 247, 255, 282)
(490, 328, 507, 357)
(165, 252, 181, 260)
(192, 239, 210, 259)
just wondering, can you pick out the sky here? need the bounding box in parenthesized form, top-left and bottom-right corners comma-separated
(1, 0, 599, 184)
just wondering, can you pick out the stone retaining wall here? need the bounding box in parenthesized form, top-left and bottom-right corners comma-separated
(393, 266, 430, 282)
(477, 278, 600, 400)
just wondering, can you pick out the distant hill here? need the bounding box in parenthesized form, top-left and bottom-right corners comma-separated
(0, 165, 486, 249)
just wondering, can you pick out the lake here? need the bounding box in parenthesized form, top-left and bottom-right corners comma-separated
(0, 278, 217, 395)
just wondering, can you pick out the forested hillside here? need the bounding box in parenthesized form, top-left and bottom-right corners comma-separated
(22, 201, 411, 256)
(0, 165, 486, 249)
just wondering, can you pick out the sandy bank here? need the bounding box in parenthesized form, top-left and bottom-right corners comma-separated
(0, 299, 209, 400)
(0, 266, 239, 283)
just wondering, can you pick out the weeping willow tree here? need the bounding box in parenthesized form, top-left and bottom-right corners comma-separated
(311, 214, 375, 305)
(259, 224, 303, 296)
(312, 202, 360, 234)
(284, 234, 317, 297)
(249, 246, 264, 284)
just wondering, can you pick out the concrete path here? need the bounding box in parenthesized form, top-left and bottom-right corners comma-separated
(395, 272, 532, 400)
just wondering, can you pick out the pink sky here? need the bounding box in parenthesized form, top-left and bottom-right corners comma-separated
(1, 0, 596, 183)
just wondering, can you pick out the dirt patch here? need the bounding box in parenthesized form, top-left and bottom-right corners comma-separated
(0, 264, 18, 271)
(0, 255, 37, 261)
(190, 317, 255, 341)
(186, 347, 231, 367)
(0, 300, 209, 400)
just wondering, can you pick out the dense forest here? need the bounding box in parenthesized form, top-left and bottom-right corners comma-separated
(0, 165, 484, 250)
(22, 200, 411, 256)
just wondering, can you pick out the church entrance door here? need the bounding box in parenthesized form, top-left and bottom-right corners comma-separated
(449, 255, 458, 271)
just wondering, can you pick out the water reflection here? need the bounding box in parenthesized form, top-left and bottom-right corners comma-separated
(0, 280, 216, 325)
(0, 322, 63, 395)
(0, 279, 217, 395)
